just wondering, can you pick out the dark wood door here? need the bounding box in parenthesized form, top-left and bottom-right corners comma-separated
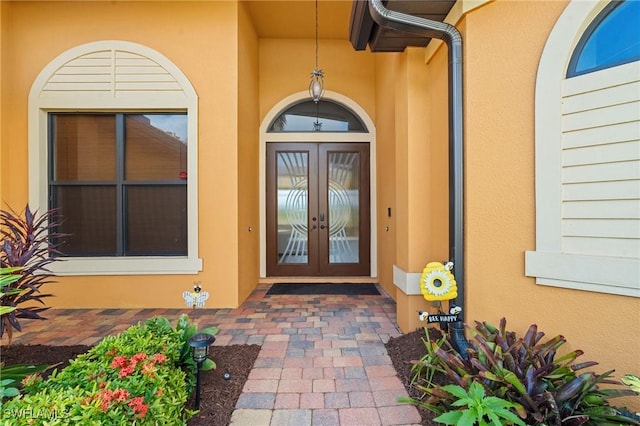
(266, 142, 370, 276)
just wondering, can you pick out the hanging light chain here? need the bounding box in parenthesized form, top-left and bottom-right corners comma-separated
(315, 0, 319, 69)
(309, 0, 325, 103)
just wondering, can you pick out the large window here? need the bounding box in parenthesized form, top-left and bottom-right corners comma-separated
(29, 40, 201, 275)
(50, 113, 188, 257)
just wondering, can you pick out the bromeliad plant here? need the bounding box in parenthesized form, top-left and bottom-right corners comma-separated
(403, 318, 640, 425)
(0, 204, 67, 342)
(405, 326, 448, 397)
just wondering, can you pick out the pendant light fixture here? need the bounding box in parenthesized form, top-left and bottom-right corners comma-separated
(309, 0, 324, 103)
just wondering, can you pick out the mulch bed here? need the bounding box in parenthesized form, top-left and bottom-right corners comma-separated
(185, 345, 260, 425)
(385, 326, 448, 426)
(2, 327, 444, 425)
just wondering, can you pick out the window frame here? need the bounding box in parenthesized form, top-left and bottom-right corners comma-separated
(29, 41, 202, 275)
(48, 112, 189, 258)
(525, 0, 639, 297)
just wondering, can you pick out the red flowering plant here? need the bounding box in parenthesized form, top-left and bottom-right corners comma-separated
(4, 317, 195, 424)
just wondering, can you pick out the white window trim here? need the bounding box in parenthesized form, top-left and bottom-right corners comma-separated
(525, 1, 639, 297)
(29, 40, 202, 275)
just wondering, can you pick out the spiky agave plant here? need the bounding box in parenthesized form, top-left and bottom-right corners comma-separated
(0, 204, 66, 343)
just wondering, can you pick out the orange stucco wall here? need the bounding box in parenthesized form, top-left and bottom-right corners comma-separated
(259, 38, 375, 124)
(374, 53, 399, 300)
(237, 2, 260, 303)
(463, 0, 639, 403)
(388, 1, 639, 409)
(0, 2, 5, 206)
(1, 1, 244, 308)
(391, 44, 450, 273)
(390, 42, 452, 330)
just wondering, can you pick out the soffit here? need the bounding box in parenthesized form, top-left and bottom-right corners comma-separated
(243, 1, 456, 52)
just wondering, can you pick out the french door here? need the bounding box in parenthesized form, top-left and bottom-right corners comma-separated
(266, 142, 370, 276)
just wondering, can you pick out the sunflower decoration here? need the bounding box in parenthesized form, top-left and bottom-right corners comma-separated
(420, 261, 458, 301)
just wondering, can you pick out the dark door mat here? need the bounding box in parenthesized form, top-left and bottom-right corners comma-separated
(267, 283, 380, 295)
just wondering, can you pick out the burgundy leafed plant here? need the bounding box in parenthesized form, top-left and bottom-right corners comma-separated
(0, 204, 66, 343)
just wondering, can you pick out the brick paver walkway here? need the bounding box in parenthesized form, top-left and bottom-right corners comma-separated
(0, 284, 422, 426)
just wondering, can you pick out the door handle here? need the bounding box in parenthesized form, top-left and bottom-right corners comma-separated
(311, 217, 317, 230)
(320, 224, 327, 230)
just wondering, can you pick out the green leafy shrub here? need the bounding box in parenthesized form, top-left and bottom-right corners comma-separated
(433, 381, 526, 425)
(403, 318, 640, 425)
(2, 316, 198, 425)
(83, 316, 183, 363)
(0, 205, 67, 342)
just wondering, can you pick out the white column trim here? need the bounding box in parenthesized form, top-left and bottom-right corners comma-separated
(393, 265, 422, 295)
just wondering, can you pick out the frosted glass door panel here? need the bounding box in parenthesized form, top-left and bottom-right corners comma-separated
(277, 152, 309, 264)
(327, 152, 360, 264)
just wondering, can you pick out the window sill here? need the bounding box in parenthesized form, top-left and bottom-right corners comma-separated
(49, 257, 203, 276)
(525, 251, 639, 298)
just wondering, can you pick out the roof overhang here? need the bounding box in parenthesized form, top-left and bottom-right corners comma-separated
(349, 0, 456, 52)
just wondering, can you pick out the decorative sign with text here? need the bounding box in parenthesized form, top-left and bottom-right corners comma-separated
(418, 305, 462, 324)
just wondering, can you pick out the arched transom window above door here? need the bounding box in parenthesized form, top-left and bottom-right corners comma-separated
(267, 99, 367, 133)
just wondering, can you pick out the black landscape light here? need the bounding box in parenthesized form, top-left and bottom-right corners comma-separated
(188, 333, 216, 409)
